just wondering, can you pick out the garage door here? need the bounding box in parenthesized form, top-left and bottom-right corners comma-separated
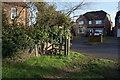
(117, 29, 120, 37)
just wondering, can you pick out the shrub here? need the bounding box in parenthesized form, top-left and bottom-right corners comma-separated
(2, 24, 34, 58)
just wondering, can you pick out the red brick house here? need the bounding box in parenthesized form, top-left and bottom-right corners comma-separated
(76, 15, 88, 35)
(2, 2, 29, 26)
(76, 10, 112, 36)
(71, 21, 79, 36)
(114, 11, 120, 37)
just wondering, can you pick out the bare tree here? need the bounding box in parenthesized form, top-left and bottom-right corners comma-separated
(65, 0, 87, 16)
(49, 0, 90, 21)
(56, 0, 88, 16)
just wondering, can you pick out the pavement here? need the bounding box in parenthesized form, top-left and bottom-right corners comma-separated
(71, 37, 120, 62)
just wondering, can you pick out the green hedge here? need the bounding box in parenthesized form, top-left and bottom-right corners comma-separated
(2, 24, 34, 57)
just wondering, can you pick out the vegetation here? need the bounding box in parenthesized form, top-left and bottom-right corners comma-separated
(87, 42, 101, 45)
(86, 36, 112, 45)
(2, 1, 119, 79)
(103, 36, 111, 41)
(2, 2, 71, 57)
(2, 24, 34, 57)
(73, 35, 84, 39)
(3, 52, 120, 78)
(66, 58, 120, 78)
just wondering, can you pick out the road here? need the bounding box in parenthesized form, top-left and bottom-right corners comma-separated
(71, 37, 120, 62)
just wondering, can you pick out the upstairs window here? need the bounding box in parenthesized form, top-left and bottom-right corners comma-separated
(89, 21, 92, 24)
(78, 21, 84, 24)
(96, 20, 102, 24)
(11, 8, 17, 19)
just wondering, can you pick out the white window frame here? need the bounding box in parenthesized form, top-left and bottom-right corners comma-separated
(78, 21, 84, 24)
(11, 8, 17, 19)
(96, 20, 102, 24)
(89, 21, 92, 24)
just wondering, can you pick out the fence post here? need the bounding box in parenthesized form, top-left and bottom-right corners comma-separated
(64, 36, 67, 55)
(59, 35, 62, 54)
(65, 35, 70, 55)
(35, 44, 39, 56)
(67, 36, 70, 55)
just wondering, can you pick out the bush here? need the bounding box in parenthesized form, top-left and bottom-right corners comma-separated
(2, 24, 34, 58)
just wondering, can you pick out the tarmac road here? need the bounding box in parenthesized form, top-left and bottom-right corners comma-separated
(71, 37, 120, 62)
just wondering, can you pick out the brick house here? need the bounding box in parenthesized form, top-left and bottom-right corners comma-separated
(76, 15, 88, 35)
(76, 10, 112, 36)
(71, 21, 79, 36)
(114, 11, 120, 37)
(2, 2, 29, 26)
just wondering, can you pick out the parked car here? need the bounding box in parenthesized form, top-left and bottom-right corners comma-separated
(94, 32, 102, 36)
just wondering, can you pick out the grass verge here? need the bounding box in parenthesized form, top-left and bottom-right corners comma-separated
(73, 35, 84, 39)
(87, 42, 101, 45)
(87, 36, 112, 45)
(2, 52, 120, 79)
(103, 36, 111, 41)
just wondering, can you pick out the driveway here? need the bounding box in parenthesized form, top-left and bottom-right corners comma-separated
(71, 37, 119, 62)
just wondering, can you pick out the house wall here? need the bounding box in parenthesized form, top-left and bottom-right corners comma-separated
(76, 14, 112, 36)
(2, 3, 29, 26)
(87, 20, 103, 27)
(103, 15, 112, 35)
(76, 15, 88, 26)
(115, 16, 120, 37)
(76, 15, 88, 35)
(71, 22, 79, 36)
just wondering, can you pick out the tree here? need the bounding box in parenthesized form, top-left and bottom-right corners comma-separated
(50, 0, 90, 19)
(2, 1, 71, 57)
(27, 2, 71, 55)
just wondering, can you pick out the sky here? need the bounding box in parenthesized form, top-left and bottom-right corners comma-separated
(52, 2, 118, 27)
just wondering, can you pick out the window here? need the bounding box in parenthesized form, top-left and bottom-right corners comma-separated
(11, 8, 17, 19)
(96, 20, 102, 24)
(89, 21, 92, 24)
(78, 21, 84, 24)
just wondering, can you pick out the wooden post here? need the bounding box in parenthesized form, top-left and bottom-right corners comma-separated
(52, 44, 54, 55)
(66, 36, 68, 55)
(64, 36, 67, 55)
(101, 35, 103, 42)
(59, 35, 62, 54)
(66, 35, 70, 55)
(65, 35, 69, 55)
(35, 44, 39, 56)
(67, 36, 70, 55)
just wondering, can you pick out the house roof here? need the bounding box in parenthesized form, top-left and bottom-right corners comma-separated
(83, 10, 107, 20)
(76, 15, 84, 22)
(115, 11, 120, 20)
(4, 2, 29, 8)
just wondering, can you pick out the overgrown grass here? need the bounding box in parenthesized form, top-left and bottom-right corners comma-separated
(2, 52, 88, 78)
(2, 52, 120, 79)
(103, 36, 111, 41)
(66, 59, 120, 78)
